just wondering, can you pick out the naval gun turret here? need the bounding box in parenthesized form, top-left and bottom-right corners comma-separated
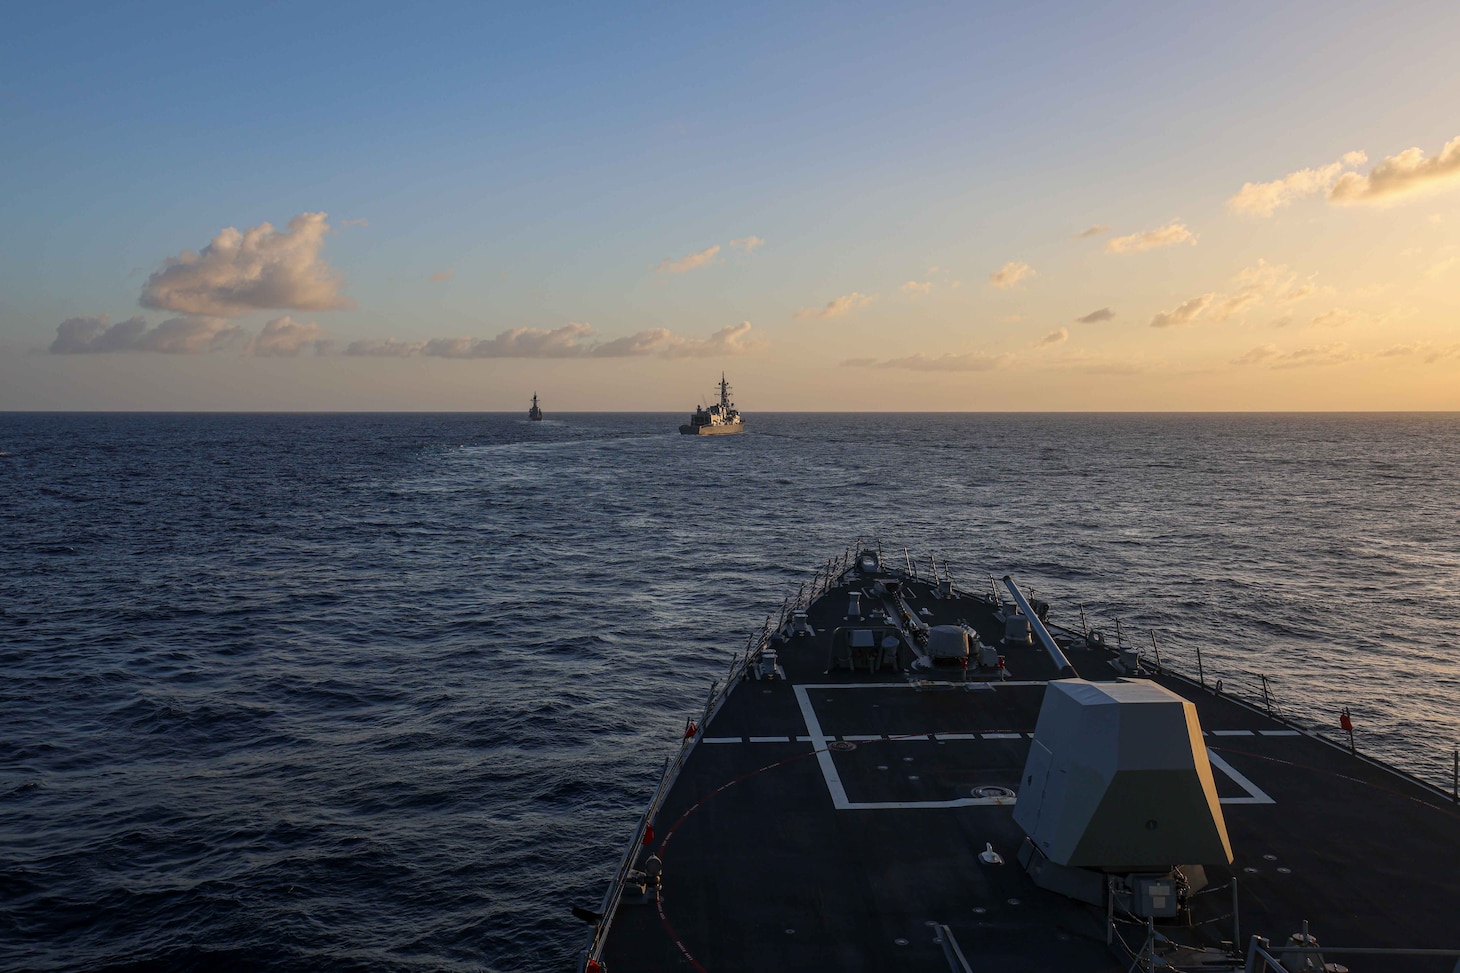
(1014, 679, 1233, 919)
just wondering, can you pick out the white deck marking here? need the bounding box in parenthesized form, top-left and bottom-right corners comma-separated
(791, 684, 1019, 810)
(844, 734, 885, 742)
(702, 737, 742, 744)
(1208, 751, 1276, 805)
(778, 682, 1290, 809)
(1259, 729, 1301, 736)
(748, 736, 792, 743)
(792, 685, 851, 808)
(797, 680, 1048, 690)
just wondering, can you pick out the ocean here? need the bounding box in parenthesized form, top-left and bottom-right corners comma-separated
(3, 412, 1458, 972)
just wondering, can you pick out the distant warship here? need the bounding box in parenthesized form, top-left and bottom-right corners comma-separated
(679, 374, 744, 436)
(528, 393, 543, 422)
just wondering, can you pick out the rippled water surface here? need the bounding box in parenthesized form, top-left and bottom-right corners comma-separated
(3, 412, 1458, 971)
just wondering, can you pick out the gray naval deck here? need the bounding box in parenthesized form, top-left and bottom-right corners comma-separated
(590, 564, 1460, 972)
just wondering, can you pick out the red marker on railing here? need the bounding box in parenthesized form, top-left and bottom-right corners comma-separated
(1340, 707, 1354, 753)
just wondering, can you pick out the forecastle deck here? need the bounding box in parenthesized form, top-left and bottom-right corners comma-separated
(584, 554, 1460, 972)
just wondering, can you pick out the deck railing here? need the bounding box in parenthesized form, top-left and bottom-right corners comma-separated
(1040, 609, 1460, 804)
(1243, 932, 1460, 972)
(578, 540, 864, 972)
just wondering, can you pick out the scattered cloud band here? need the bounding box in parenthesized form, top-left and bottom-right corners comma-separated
(794, 292, 874, 320)
(988, 261, 1035, 289)
(1107, 221, 1195, 254)
(1331, 136, 1460, 204)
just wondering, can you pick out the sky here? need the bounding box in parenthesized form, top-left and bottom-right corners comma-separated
(3, 0, 1459, 411)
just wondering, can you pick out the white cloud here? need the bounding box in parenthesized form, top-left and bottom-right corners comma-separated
(1232, 342, 1356, 369)
(1306, 308, 1357, 329)
(900, 280, 933, 298)
(1149, 294, 1215, 329)
(49, 315, 148, 353)
(593, 321, 761, 358)
(1075, 307, 1114, 324)
(794, 292, 874, 320)
(1331, 136, 1460, 205)
(1379, 343, 1460, 364)
(842, 350, 1011, 371)
(140, 212, 352, 317)
(1228, 151, 1366, 216)
(1231, 259, 1297, 297)
(1075, 225, 1108, 239)
(1208, 260, 1320, 323)
(1210, 291, 1262, 323)
(1232, 344, 1280, 366)
(988, 261, 1035, 289)
(249, 316, 331, 357)
(344, 338, 426, 357)
(1279, 283, 1316, 305)
(1107, 221, 1196, 254)
(654, 245, 721, 274)
(343, 322, 760, 359)
(48, 314, 247, 354)
(729, 236, 765, 254)
(1036, 328, 1069, 348)
(429, 269, 454, 283)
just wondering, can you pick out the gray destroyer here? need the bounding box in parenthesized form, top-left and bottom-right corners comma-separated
(577, 542, 1460, 972)
(679, 374, 744, 436)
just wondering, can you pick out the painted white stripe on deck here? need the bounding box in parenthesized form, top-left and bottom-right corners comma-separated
(748, 736, 792, 743)
(981, 732, 1023, 740)
(702, 737, 742, 744)
(793, 686, 1019, 810)
(1211, 729, 1254, 736)
(792, 685, 850, 809)
(1259, 729, 1301, 736)
(1208, 751, 1276, 805)
(798, 680, 1046, 690)
(936, 733, 979, 740)
(844, 734, 885, 742)
(840, 797, 1017, 810)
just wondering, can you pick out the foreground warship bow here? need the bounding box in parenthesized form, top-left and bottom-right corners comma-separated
(578, 544, 1460, 972)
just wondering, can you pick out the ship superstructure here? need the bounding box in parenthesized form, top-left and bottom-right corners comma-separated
(679, 374, 744, 436)
(529, 393, 543, 421)
(577, 543, 1460, 972)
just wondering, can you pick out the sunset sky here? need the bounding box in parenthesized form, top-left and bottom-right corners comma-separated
(3, 1, 1459, 410)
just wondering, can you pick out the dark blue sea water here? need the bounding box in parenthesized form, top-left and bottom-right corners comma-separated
(3, 413, 1459, 972)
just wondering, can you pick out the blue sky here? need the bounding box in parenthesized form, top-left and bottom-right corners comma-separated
(4, 1, 1459, 409)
